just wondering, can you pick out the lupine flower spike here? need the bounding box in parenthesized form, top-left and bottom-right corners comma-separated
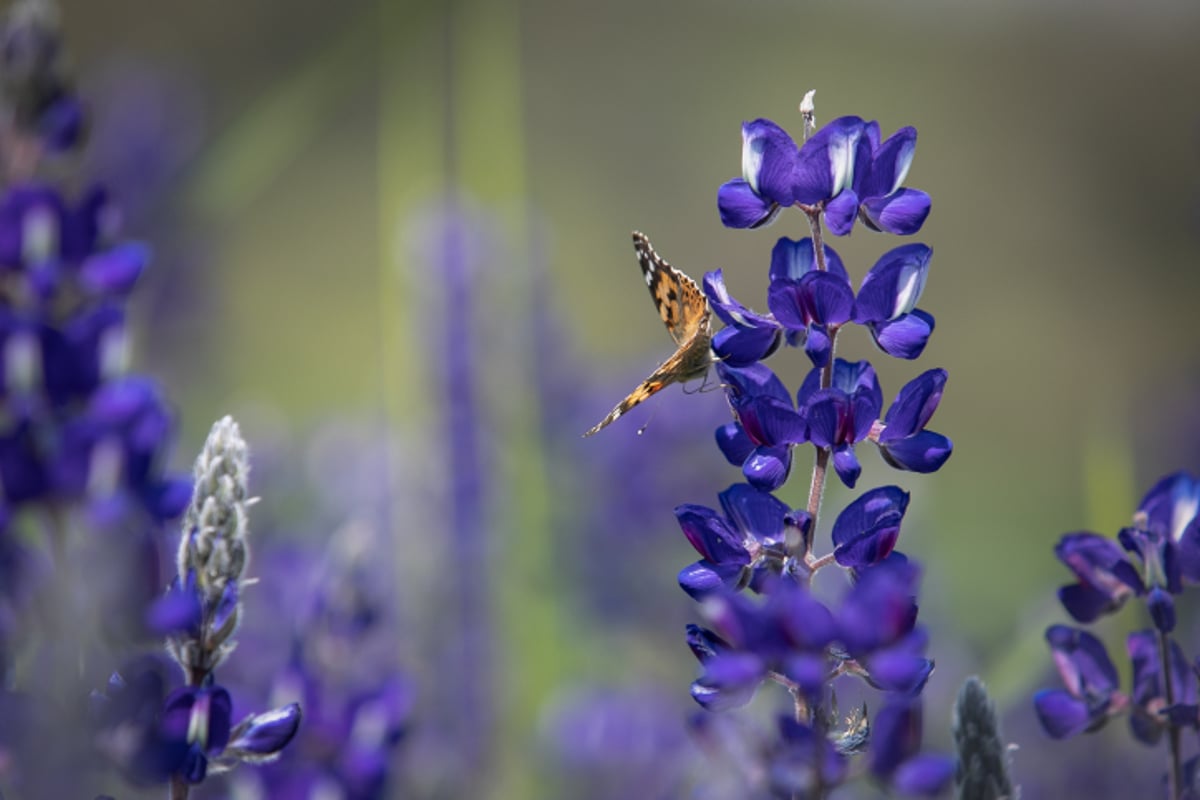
(160, 416, 300, 796)
(1035, 471, 1200, 800)
(621, 92, 958, 797)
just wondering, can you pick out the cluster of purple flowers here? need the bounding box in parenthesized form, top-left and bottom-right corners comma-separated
(1035, 471, 1200, 798)
(670, 104, 955, 797)
(0, 4, 304, 797)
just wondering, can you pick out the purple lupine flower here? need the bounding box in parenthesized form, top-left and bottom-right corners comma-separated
(766, 237, 855, 368)
(853, 243, 935, 361)
(715, 361, 805, 491)
(1127, 630, 1195, 746)
(218, 507, 412, 799)
(1053, 532, 1145, 623)
(668, 98, 951, 798)
(1135, 471, 1200, 581)
(868, 697, 954, 795)
(702, 269, 782, 366)
(766, 715, 851, 796)
(690, 583, 838, 710)
(161, 416, 302, 794)
(162, 684, 234, 783)
(797, 358, 883, 488)
(232, 660, 410, 799)
(717, 119, 802, 228)
(1034, 625, 1126, 739)
(675, 482, 805, 599)
(1118, 525, 1182, 633)
(216, 703, 302, 767)
(830, 485, 910, 570)
(791, 115, 871, 235)
(854, 124, 932, 236)
(836, 560, 933, 694)
(874, 368, 953, 474)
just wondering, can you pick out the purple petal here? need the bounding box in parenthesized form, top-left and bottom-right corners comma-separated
(780, 652, 828, 695)
(856, 244, 933, 324)
(211, 582, 240, 639)
(881, 369, 947, 440)
(774, 589, 837, 651)
(878, 430, 953, 473)
(1178, 522, 1200, 584)
(892, 754, 956, 796)
(743, 445, 791, 491)
(860, 127, 917, 200)
(862, 188, 931, 235)
(1147, 586, 1176, 633)
(1033, 689, 1096, 739)
(839, 562, 921, 653)
(145, 586, 202, 636)
(793, 116, 867, 203)
(831, 486, 909, 567)
(678, 559, 745, 600)
(870, 699, 923, 776)
(674, 504, 750, 564)
(691, 652, 765, 711)
(802, 273, 855, 326)
(831, 445, 861, 489)
(716, 422, 754, 466)
(824, 189, 860, 236)
(143, 477, 193, 521)
(717, 178, 778, 229)
(719, 483, 789, 543)
(1138, 472, 1200, 542)
(703, 269, 777, 331)
(803, 390, 849, 448)
(717, 361, 792, 406)
(712, 324, 781, 366)
(1046, 624, 1119, 697)
(1130, 630, 1195, 710)
(741, 119, 799, 205)
(79, 242, 149, 296)
(803, 324, 831, 368)
(768, 237, 851, 284)
(685, 624, 729, 663)
(864, 649, 934, 694)
(226, 703, 301, 759)
(766, 272, 854, 332)
(869, 310, 935, 360)
(1055, 532, 1144, 611)
(1058, 582, 1122, 624)
(734, 395, 804, 447)
(850, 387, 883, 444)
(831, 358, 879, 397)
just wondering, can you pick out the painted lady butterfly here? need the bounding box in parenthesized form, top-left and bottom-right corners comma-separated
(583, 231, 714, 437)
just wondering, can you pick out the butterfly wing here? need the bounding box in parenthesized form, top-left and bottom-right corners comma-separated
(633, 231, 705, 347)
(582, 348, 687, 438)
(582, 232, 715, 437)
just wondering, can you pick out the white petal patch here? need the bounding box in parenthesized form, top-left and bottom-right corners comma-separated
(828, 129, 860, 197)
(891, 264, 923, 318)
(1171, 482, 1200, 542)
(743, 133, 766, 194)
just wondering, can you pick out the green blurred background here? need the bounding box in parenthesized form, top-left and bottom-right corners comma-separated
(56, 0, 1200, 795)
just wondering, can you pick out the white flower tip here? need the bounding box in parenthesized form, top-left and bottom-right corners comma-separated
(799, 90, 816, 115)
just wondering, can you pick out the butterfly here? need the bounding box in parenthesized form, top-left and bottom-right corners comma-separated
(583, 231, 714, 437)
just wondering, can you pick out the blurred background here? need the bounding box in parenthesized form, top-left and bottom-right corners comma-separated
(45, 0, 1200, 796)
